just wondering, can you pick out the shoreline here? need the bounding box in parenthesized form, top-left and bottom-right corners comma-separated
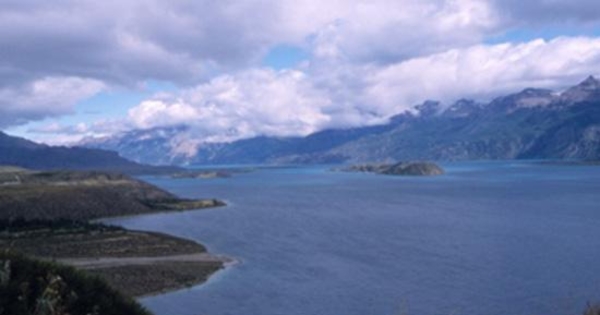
(73, 207, 236, 298)
(92, 197, 236, 297)
(0, 168, 235, 298)
(1, 204, 235, 298)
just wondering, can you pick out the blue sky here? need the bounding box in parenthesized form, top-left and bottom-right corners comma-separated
(262, 45, 311, 70)
(2, 0, 600, 145)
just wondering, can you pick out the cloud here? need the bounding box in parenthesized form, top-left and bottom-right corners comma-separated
(491, 0, 600, 25)
(127, 69, 334, 143)
(0, 77, 105, 128)
(364, 36, 600, 111)
(3, 0, 600, 136)
(24, 119, 128, 145)
(0, 0, 500, 128)
(120, 36, 600, 150)
(28, 122, 89, 135)
(303, 0, 499, 63)
(0, 0, 501, 87)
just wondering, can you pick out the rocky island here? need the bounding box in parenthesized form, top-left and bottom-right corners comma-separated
(171, 170, 233, 179)
(170, 167, 255, 180)
(341, 161, 445, 176)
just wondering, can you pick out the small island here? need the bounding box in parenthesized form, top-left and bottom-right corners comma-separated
(341, 161, 445, 176)
(170, 167, 255, 180)
(171, 170, 233, 179)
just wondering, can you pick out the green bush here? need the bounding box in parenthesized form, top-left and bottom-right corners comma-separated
(0, 252, 152, 315)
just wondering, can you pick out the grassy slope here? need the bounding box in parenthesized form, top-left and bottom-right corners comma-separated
(0, 169, 224, 220)
(0, 219, 224, 298)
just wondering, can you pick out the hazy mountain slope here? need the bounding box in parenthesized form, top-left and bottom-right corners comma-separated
(192, 124, 398, 164)
(0, 132, 179, 173)
(518, 101, 600, 159)
(317, 82, 600, 162)
(82, 126, 193, 165)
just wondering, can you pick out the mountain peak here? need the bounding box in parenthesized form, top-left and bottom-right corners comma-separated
(489, 87, 555, 112)
(442, 99, 482, 118)
(415, 100, 442, 117)
(560, 75, 600, 103)
(581, 75, 599, 87)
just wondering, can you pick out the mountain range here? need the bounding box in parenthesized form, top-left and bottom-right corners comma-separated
(81, 76, 600, 165)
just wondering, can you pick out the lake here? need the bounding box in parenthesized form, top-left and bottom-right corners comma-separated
(106, 162, 600, 315)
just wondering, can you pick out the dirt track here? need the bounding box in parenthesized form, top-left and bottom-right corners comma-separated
(59, 253, 233, 269)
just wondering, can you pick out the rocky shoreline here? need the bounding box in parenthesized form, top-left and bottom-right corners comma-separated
(0, 168, 232, 298)
(1, 224, 233, 297)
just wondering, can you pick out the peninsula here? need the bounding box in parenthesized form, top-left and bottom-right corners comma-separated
(0, 166, 230, 298)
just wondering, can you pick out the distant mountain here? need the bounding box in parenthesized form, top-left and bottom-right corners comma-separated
(83, 76, 600, 164)
(0, 131, 179, 174)
(81, 126, 193, 165)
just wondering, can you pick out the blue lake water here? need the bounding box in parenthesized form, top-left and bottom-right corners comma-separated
(106, 162, 600, 315)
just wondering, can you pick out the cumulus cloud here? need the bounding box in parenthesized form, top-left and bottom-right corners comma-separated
(0, 0, 501, 87)
(24, 119, 128, 145)
(0, 0, 503, 129)
(364, 36, 600, 111)
(303, 0, 499, 62)
(127, 69, 334, 143)
(3, 0, 600, 140)
(0, 77, 105, 128)
(121, 36, 600, 149)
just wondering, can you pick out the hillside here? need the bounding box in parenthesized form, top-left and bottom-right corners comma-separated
(0, 132, 180, 174)
(84, 76, 600, 164)
(0, 252, 151, 315)
(0, 168, 224, 220)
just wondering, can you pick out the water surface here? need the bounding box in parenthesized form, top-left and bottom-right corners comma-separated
(106, 162, 600, 315)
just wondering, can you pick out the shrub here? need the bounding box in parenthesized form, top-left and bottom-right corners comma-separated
(0, 252, 152, 315)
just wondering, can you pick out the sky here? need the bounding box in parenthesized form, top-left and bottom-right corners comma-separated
(2, 0, 600, 148)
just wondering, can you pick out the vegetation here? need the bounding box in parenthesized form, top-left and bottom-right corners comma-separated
(0, 251, 151, 315)
(0, 218, 226, 298)
(0, 218, 122, 237)
(170, 167, 255, 179)
(341, 161, 445, 176)
(0, 218, 208, 259)
(0, 169, 225, 220)
(87, 262, 223, 297)
(0, 168, 228, 301)
(585, 304, 600, 315)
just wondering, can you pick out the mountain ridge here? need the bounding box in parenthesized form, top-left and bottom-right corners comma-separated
(82, 76, 600, 164)
(0, 131, 180, 174)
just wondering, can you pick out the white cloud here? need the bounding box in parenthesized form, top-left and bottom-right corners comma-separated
(121, 36, 600, 149)
(4, 0, 600, 143)
(0, 77, 105, 127)
(0, 0, 502, 130)
(294, 0, 499, 62)
(128, 100, 199, 129)
(365, 36, 600, 111)
(127, 69, 333, 144)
